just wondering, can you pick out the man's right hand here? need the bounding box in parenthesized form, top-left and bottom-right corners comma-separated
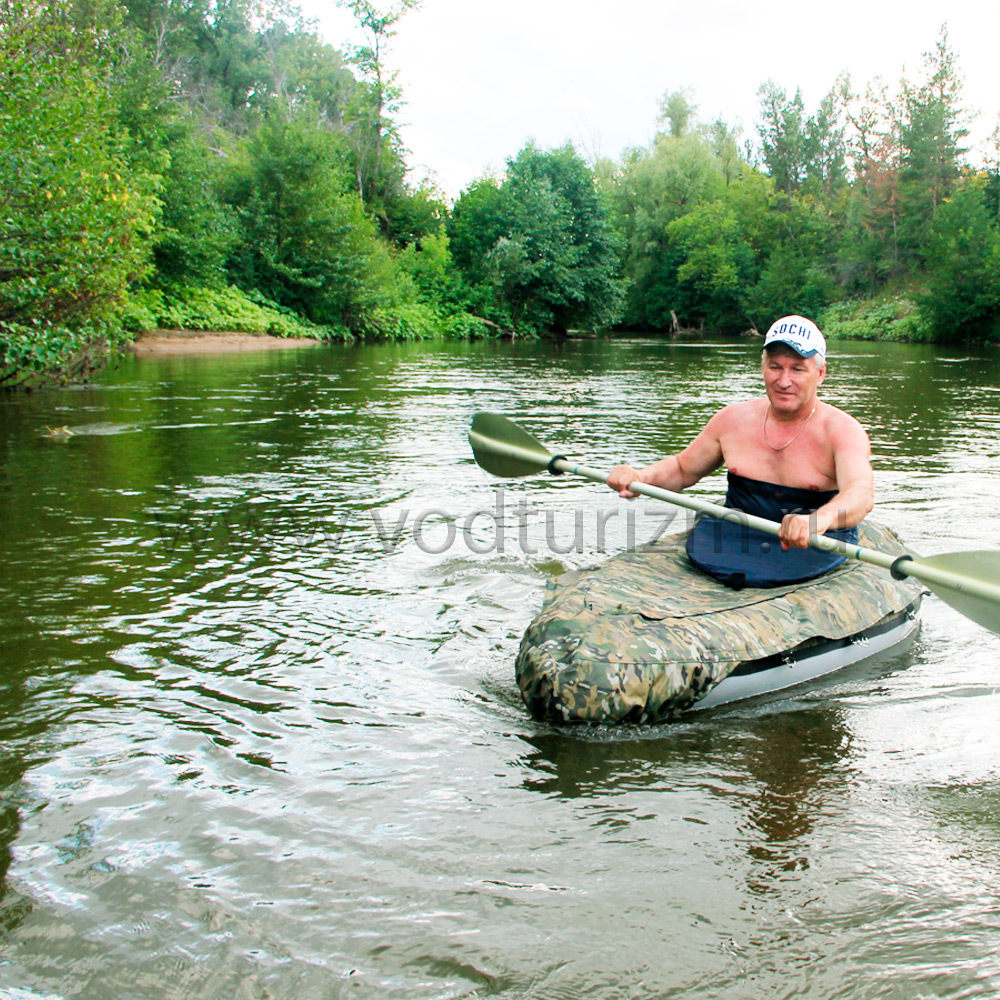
(607, 465, 643, 499)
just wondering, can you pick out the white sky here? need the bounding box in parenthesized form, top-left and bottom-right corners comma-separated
(297, 0, 1000, 200)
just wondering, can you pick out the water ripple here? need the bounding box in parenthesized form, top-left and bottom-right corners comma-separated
(2, 339, 1000, 999)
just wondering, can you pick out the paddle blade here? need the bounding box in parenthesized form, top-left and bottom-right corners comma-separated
(469, 412, 553, 478)
(914, 550, 1000, 635)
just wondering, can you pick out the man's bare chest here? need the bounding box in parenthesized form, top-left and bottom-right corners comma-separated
(719, 434, 838, 491)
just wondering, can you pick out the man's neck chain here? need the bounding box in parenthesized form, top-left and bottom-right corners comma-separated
(763, 402, 816, 451)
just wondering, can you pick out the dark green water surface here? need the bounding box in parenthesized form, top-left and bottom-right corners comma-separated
(1, 337, 1000, 999)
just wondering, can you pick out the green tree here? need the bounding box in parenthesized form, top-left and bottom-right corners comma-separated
(745, 195, 838, 325)
(505, 143, 625, 333)
(986, 118, 1000, 225)
(450, 144, 625, 335)
(447, 177, 512, 321)
(838, 77, 904, 289)
(609, 130, 726, 327)
(658, 89, 697, 138)
(664, 201, 754, 332)
(803, 84, 847, 198)
(920, 177, 1000, 342)
(177, 0, 269, 130)
(0, 7, 160, 386)
(398, 232, 457, 306)
(723, 166, 780, 254)
(222, 109, 406, 329)
(381, 181, 447, 248)
(757, 81, 809, 197)
(448, 179, 508, 277)
(121, 0, 352, 133)
(708, 118, 743, 187)
(258, 17, 360, 125)
(151, 113, 238, 285)
(898, 27, 970, 262)
(337, 0, 419, 206)
(757, 81, 847, 199)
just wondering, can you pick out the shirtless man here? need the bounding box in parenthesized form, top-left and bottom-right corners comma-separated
(606, 316, 874, 587)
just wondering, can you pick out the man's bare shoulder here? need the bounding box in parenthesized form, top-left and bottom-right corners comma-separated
(708, 399, 763, 429)
(819, 401, 870, 443)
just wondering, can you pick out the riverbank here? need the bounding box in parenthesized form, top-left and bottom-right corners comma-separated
(129, 329, 322, 354)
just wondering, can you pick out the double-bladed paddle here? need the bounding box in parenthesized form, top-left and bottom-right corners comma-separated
(468, 411, 1000, 636)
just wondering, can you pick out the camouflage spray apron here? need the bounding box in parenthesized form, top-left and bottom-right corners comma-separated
(516, 520, 922, 723)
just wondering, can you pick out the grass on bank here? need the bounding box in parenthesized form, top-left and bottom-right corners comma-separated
(122, 285, 346, 341)
(122, 285, 495, 344)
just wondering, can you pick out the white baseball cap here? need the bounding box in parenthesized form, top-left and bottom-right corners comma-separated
(763, 315, 826, 361)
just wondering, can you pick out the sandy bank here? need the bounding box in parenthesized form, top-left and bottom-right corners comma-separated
(129, 329, 323, 354)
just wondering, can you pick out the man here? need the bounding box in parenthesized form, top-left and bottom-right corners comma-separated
(606, 315, 873, 588)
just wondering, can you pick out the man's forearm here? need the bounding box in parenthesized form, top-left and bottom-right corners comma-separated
(639, 455, 704, 492)
(815, 481, 874, 531)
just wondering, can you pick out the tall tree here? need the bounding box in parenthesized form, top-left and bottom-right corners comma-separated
(708, 118, 743, 187)
(757, 81, 808, 197)
(897, 26, 970, 261)
(803, 84, 847, 197)
(658, 89, 697, 138)
(258, 18, 359, 125)
(986, 117, 1000, 225)
(608, 130, 725, 327)
(838, 76, 905, 288)
(337, 0, 418, 207)
(757, 81, 847, 198)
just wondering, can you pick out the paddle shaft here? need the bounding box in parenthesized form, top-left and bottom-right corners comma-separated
(471, 431, 1000, 607)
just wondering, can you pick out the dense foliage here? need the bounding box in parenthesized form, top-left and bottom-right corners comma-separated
(0, 7, 160, 385)
(0, 3, 997, 386)
(605, 50, 999, 344)
(450, 143, 625, 335)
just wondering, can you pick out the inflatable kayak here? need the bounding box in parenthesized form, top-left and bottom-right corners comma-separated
(516, 519, 923, 723)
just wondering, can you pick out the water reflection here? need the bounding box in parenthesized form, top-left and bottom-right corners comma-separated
(734, 708, 852, 892)
(518, 704, 854, 894)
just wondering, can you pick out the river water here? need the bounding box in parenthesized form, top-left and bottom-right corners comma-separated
(1, 336, 999, 999)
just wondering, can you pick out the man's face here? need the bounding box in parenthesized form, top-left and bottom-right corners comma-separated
(761, 347, 826, 413)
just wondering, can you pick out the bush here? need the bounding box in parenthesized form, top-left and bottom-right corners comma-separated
(354, 303, 445, 341)
(121, 287, 504, 344)
(818, 296, 932, 343)
(440, 311, 497, 339)
(352, 303, 502, 341)
(121, 285, 348, 341)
